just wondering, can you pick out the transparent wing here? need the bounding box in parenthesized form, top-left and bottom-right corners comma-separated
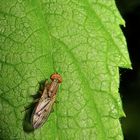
(31, 96, 56, 129)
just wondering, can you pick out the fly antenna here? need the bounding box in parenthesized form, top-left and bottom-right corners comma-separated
(51, 50, 57, 74)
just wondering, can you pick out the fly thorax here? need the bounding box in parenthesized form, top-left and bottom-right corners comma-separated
(48, 79, 59, 97)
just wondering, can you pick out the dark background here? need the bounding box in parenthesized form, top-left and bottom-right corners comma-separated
(116, 1, 140, 140)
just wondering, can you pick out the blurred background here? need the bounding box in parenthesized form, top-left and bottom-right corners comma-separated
(116, 0, 140, 140)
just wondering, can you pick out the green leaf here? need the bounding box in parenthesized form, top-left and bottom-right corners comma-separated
(0, 0, 131, 140)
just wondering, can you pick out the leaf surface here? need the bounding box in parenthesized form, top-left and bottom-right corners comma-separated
(0, 0, 131, 140)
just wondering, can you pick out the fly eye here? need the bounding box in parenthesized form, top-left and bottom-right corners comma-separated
(50, 73, 62, 83)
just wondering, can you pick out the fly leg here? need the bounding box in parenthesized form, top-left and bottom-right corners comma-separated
(38, 80, 47, 95)
(44, 80, 49, 87)
(30, 80, 49, 99)
(45, 80, 50, 91)
(21, 98, 40, 113)
(38, 79, 49, 95)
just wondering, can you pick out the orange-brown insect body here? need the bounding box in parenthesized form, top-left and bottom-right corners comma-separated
(31, 73, 62, 129)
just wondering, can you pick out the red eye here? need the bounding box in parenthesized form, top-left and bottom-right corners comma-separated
(50, 73, 62, 83)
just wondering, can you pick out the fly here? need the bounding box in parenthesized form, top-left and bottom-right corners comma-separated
(31, 73, 62, 129)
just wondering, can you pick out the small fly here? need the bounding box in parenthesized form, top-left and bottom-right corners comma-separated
(31, 73, 62, 129)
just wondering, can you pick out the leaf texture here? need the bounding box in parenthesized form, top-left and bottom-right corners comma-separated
(0, 0, 131, 140)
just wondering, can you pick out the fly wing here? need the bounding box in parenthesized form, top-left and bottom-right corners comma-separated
(31, 96, 56, 129)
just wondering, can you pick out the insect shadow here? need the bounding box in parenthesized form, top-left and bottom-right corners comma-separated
(22, 79, 47, 133)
